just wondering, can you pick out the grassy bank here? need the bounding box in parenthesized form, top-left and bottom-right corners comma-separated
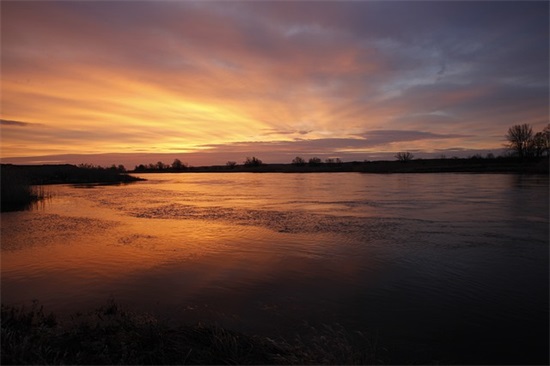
(1, 164, 143, 211)
(1, 164, 144, 185)
(0, 168, 46, 212)
(1, 301, 381, 365)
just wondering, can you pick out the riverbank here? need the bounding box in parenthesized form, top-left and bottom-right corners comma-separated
(0, 167, 46, 212)
(132, 157, 549, 174)
(1, 164, 144, 185)
(1, 301, 380, 365)
(0, 164, 143, 211)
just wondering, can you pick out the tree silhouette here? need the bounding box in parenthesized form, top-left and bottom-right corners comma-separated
(531, 125, 550, 157)
(171, 159, 184, 170)
(395, 152, 414, 162)
(292, 156, 306, 166)
(244, 157, 262, 167)
(325, 158, 342, 165)
(506, 124, 533, 158)
(308, 157, 322, 165)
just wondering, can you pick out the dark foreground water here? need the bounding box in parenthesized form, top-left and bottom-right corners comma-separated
(1, 173, 548, 364)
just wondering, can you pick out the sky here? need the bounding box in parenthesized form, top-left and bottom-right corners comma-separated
(1, 1, 548, 167)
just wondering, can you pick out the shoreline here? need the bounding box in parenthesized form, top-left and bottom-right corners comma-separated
(0, 164, 143, 211)
(132, 157, 549, 175)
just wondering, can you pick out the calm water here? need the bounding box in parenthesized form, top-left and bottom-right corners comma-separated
(1, 173, 548, 364)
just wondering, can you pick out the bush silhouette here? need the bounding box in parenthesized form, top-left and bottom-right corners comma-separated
(243, 157, 262, 167)
(395, 152, 414, 162)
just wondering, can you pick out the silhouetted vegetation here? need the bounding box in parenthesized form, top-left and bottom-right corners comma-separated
(0, 167, 45, 212)
(325, 158, 342, 165)
(1, 164, 142, 211)
(532, 127, 550, 157)
(308, 157, 322, 166)
(292, 156, 306, 166)
(506, 124, 550, 158)
(1, 301, 381, 365)
(244, 156, 263, 167)
(134, 160, 189, 172)
(78, 163, 127, 173)
(395, 152, 414, 162)
(171, 159, 186, 170)
(129, 156, 548, 174)
(1, 164, 142, 185)
(125, 126, 549, 175)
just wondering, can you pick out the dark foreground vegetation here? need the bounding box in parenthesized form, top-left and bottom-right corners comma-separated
(1, 301, 380, 365)
(0, 167, 46, 212)
(1, 164, 143, 185)
(133, 156, 549, 174)
(0, 164, 142, 211)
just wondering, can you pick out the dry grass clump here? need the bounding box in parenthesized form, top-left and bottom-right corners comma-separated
(1, 300, 381, 365)
(1, 169, 45, 211)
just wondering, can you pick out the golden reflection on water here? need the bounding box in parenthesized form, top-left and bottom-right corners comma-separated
(1, 178, 373, 315)
(1, 173, 548, 364)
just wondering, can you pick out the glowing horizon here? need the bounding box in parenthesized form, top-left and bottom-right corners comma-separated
(1, 1, 548, 166)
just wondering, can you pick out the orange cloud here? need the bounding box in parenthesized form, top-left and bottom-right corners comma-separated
(1, 1, 547, 164)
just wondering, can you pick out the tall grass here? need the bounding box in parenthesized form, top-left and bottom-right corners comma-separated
(1, 300, 382, 365)
(1, 168, 45, 212)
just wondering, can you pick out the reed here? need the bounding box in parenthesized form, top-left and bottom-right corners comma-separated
(1, 168, 45, 212)
(1, 300, 381, 365)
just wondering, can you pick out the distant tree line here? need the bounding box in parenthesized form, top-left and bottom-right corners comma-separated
(243, 156, 263, 167)
(117, 124, 550, 173)
(291, 156, 342, 166)
(78, 163, 127, 172)
(393, 124, 549, 163)
(395, 152, 414, 162)
(134, 159, 189, 172)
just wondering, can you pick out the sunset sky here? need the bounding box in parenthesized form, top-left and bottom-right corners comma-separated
(1, 1, 548, 167)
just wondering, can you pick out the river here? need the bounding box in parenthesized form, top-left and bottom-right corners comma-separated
(1, 173, 548, 364)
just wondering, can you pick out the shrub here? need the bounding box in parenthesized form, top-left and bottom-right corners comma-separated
(0, 167, 44, 211)
(395, 152, 414, 162)
(292, 156, 306, 166)
(243, 157, 263, 167)
(308, 157, 322, 165)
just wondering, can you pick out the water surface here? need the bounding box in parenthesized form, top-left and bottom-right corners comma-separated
(2, 173, 548, 364)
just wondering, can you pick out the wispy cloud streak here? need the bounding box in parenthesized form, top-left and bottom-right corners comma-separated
(0, 119, 40, 127)
(1, 1, 547, 164)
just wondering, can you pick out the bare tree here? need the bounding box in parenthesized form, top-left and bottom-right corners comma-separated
(226, 161, 237, 168)
(171, 159, 185, 170)
(505, 124, 533, 158)
(244, 157, 262, 166)
(395, 152, 414, 162)
(543, 125, 550, 156)
(531, 125, 550, 157)
(308, 157, 322, 165)
(292, 156, 306, 166)
(325, 158, 343, 165)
